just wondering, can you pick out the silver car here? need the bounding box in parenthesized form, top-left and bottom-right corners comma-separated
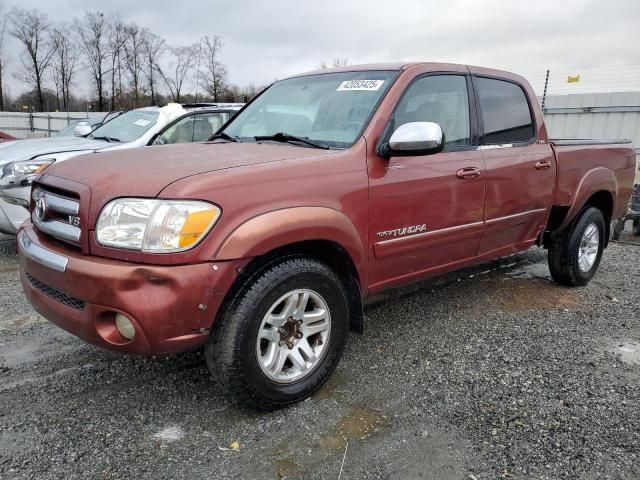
(0, 103, 242, 234)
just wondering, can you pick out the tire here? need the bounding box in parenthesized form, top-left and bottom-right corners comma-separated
(633, 219, 640, 237)
(548, 207, 605, 286)
(205, 257, 350, 410)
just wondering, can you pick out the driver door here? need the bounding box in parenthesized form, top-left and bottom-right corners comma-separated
(368, 74, 486, 290)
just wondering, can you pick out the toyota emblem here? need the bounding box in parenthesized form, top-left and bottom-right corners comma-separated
(35, 197, 47, 220)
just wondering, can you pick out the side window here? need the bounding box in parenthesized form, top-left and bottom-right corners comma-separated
(394, 75, 471, 146)
(191, 112, 226, 141)
(475, 77, 535, 144)
(156, 115, 196, 145)
(155, 112, 228, 145)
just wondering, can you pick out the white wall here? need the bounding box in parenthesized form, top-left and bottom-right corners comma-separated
(0, 112, 106, 138)
(542, 92, 640, 183)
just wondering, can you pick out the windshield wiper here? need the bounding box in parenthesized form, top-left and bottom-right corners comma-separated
(93, 135, 121, 143)
(209, 132, 240, 143)
(254, 132, 329, 150)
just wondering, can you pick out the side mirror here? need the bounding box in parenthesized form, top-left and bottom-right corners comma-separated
(382, 121, 444, 157)
(74, 124, 93, 137)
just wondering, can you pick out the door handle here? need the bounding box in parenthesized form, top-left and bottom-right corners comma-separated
(535, 160, 552, 170)
(456, 167, 481, 179)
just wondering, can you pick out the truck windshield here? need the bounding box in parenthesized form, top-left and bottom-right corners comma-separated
(222, 70, 397, 148)
(89, 110, 159, 143)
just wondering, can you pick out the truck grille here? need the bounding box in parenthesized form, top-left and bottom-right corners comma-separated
(31, 188, 81, 246)
(26, 272, 86, 311)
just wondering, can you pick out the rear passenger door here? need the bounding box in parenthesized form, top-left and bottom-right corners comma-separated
(473, 75, 555, 256)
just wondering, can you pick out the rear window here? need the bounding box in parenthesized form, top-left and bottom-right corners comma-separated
(475, 77, 535, 144)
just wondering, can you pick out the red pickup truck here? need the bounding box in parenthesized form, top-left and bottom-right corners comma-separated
(17, 63, 636, 409)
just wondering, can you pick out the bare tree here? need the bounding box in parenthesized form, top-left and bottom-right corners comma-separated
(142, 30, 165, 106)
(107, 14, 127, 110)
(74, 11, 109, 111)
(0, 1, 8, 110)
(51, 27, 78, 112)
(9, 8, 57, 111)
(123, 23, 145, 107)
(202, 35, 228, 102)
(158, 44, 198, 103)
(240, 84, 262, 102)
(318, 58, 349, 69)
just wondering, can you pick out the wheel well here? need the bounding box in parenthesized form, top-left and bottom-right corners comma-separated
(542, 190, 614, 248)
(228, 240, 364, 334)
(584, 191, 614, 246)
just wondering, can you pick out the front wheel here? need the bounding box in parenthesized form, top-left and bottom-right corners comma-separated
(205, 257, 349, 410)
(548, 207, 605, 286)
(633, 219, 640, 237)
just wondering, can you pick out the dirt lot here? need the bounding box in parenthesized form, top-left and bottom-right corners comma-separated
(1, 232, 639, 479)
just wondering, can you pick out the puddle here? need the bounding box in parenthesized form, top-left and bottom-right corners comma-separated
(311, 370, 348, 401)
(483, 277, 577, 312)
(274, 458, 300, 478)
(271, 407, 389, 476)
(335, 407, 388, 442)
(506, 262, 551, 280)
(611, 341, 640, 365)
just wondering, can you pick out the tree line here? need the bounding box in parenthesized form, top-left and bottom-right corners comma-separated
(0, 4, 263, 112)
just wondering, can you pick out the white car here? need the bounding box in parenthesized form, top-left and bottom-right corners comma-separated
(0, 103, 242, 234)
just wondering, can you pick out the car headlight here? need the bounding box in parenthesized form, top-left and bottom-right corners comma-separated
(2, 158, 55, 181)
(96, 198, 221, 252)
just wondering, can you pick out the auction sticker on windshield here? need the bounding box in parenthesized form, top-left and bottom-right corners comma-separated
(134, 119, 152, 127)
(337, 80, 385, 91)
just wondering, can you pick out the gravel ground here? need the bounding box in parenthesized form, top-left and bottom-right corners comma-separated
(0, 231, 639, 479)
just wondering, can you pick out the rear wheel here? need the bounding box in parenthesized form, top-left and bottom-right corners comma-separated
(548, 207, 605, 286)
(205, 257, 349, 410)
(633, 219, 640, 237)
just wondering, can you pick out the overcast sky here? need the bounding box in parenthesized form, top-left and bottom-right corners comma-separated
(2, 0, 640, 99)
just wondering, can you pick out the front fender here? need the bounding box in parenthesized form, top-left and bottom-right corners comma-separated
(214, 206, 366, 280)
(559, 167, 617, 231)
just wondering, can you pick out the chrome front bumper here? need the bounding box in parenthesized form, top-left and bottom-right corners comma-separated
(17, 229, 69, 272)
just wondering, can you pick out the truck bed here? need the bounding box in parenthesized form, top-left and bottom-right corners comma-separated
(550, 139, 637, 219)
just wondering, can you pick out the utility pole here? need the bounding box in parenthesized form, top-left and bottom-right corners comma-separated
(541, 69, 550, 113)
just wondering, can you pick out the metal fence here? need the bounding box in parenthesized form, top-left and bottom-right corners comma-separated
(0, 112, 106, 138)
(541, 91, 640, 183)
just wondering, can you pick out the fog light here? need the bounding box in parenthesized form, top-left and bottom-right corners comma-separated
(115, 313, 135, 340)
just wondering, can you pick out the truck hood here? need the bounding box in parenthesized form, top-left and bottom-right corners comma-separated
(41, 141, 334, 200)
(0, 136, 111, 165)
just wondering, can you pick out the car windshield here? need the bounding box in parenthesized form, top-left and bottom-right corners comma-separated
(222, 70, 397, 148)
(56, 121, 82, 137)
(89, 110, 159, 143)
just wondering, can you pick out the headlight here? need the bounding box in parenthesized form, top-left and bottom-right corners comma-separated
(96, 198, 221, 252)
(2, 158, 55, 181)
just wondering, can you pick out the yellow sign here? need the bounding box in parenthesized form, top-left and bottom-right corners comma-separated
(567, 75, 581, 83)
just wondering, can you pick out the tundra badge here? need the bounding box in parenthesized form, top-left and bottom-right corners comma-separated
(377, 224, 427, 239)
